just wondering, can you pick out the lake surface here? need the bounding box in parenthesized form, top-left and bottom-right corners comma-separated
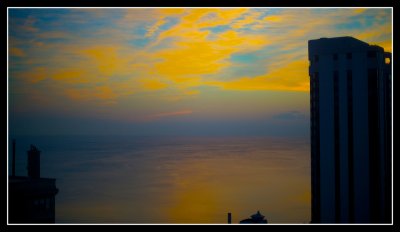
(9, 135, 310, 224)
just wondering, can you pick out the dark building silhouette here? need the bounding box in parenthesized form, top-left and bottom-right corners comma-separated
(227, 212, 232, 224)
(239, 211, 268, 224)
(9, 143, 59, 223)
(309, 37, 391, 223)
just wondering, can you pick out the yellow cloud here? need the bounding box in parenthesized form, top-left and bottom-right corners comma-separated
(375, 39, 392, 53)
(208, 60, 309, 92)
(153, 27, 270, 89)
(148, 10, 270, 90)
(145, 19, 167, 38)
(264, 15, 282, 22)
(197, 8, 248, 28)
(231, 11, 262, 29)
(82, 46, 129, 77)
(154, 9, 247, 46)
(354, 8, 367, 14)
(11, 8, 391, 110)
(155, 41, 230, 78)
(82, 47, 118, 76)
(140, 78, 167, 91)
(182, 9, 215, 24)
(184, 90, 200, 95)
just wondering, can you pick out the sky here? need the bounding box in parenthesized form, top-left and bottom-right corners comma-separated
(8, 8, 392, 136)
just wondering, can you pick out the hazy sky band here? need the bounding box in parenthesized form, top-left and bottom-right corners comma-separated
(8, 8, 392, 136)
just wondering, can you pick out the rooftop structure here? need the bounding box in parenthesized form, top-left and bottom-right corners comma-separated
(9, 141, 59, 223)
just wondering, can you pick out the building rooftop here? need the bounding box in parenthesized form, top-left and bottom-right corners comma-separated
(9, 176, 58, 197)
(308, 36, 385, 56)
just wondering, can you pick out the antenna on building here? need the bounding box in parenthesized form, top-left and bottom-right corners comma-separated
(27, 145, 40, 178)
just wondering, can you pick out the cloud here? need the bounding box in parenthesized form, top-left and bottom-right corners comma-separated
(52, 69, 87, 84)
(140, 78, 168, 91)
(145, 19, 167, 38)
(10, 47, 25, 57)
(8, 8, 391, 112)
(142, 110, 193, 122)
(207, 60, 309, 92)
(231, 11, 263, 29)
(28, 67, 48, 83)
(263, 15, 283, 22)
(21, 15, 39, 32)
(65, 86, 117, 104)
(271, 111, 307, 121)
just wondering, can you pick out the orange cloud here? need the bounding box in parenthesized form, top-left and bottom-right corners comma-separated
(94, 86, 117, 101)
(29, 67, 48, 83)
(52, 69, 88, 84)
(14, 67, 48, 83)
(10, 47, 25, 57)
(65, 86, 117, 103)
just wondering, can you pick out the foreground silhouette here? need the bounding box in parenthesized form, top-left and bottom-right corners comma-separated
(9, 141, 59, 223)
(309, 37, 391, 223)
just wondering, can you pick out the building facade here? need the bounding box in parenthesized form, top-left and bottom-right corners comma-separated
(308, 37, 391, 223)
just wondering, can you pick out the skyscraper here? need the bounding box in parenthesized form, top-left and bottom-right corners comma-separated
(308, 37, 391, 223)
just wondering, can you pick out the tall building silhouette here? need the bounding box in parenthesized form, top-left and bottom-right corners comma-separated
(308, 37, 391, 223)
(9, 143, 59, 223)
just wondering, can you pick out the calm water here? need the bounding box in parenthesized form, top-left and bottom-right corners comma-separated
(9, 135, 310, 224)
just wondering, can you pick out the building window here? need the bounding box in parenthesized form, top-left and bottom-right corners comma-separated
(333, 53, 338, 61)
(346, 53, 352, 60)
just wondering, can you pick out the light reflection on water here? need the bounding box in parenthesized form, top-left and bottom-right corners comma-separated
(9, 136, 310, 223)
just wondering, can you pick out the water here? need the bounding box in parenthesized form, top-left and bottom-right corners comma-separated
(8, 135, 310, 224)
